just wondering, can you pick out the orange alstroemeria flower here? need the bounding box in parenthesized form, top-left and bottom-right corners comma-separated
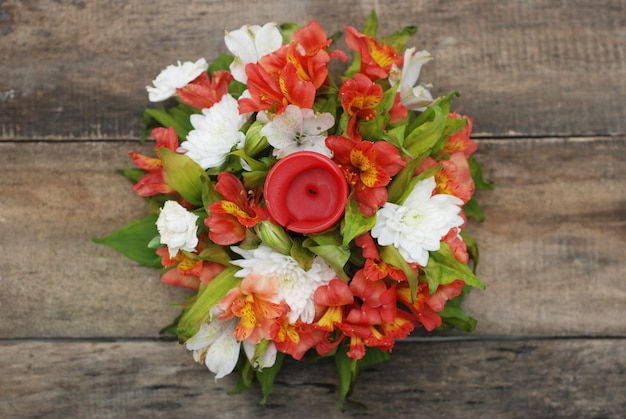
(313, 279, 354, 332)
(271, 315, 327, 360)
(239, 20, 345, 115)
(326, 135, 405, 216)
(441, 112, 478, 157)
(418, 152, 475, 204)
(205, 172, 270, 245)
(176, 70, 233, 110)
(396, 280, 465, 331)
(128, 127, 179, 197)
(239, 61, 316, 114)
(218, 273, 286, 344)
(156, 246, 226, 290)
(345, 26, 403, 80)
(286, 20, 346, 88)
(339, 73, 384, 122)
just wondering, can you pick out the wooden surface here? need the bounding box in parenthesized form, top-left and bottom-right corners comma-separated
(1, 0, 625, 417)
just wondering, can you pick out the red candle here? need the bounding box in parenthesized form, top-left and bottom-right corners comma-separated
(264, 151, 349, 233)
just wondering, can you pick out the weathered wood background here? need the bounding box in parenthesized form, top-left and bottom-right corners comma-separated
(1, 0, 625, 417)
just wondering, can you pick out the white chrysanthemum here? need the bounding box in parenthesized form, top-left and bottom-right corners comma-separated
(146, 58, 208, 102)
(389, 47, 433, 111)
(185, 309, 240, 380)
(230, 245, 336, 323)
(156, 200, 199, 258)
(371, 176, 464, 266)
(177, 94, 248, 169)
(224, 22, 283, 83)
(260, 105, 335, 158)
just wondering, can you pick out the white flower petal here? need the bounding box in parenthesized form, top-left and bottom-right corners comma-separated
(371, 176, 464, 267)
(156, 200, 199, 258)
(178, 94, 248, 169)
(146, 58, 208, 102)
(230, 245, 336, 323)
(392, 48, 434, 111)
(243, 340, 277, 370)
(205, 320, 240, 379)
(225, 23, 282, 83)
(260, 105, 334, 159)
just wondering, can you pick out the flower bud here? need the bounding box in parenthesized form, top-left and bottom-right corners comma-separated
(244, 120, 269, 157)
(255, 220, 293, 255)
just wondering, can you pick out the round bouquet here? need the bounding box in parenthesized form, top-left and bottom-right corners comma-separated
(97, 11, 492, 406)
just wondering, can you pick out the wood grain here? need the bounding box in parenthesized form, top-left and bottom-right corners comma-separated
(1, 137, 624, 338)
(1, 0, 625, 140)
(1, 338, 624, 418)
(2, 1, 626, 415)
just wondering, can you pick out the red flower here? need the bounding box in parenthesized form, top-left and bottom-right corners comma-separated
(176, 70, 233, 110)
(239, 20, 345, 115)
(313, 279, 354, 332)
(156, 243, 226, 290)
(396, 280, 465, 331)
(326, 135, 405, 216)
(239, 61, 316, 114)
(128, 127, 179, 197)
(418, 152, 475, 204)
(339, 73, 383, 122)
(441, 112, 478, 157)
(345, 26, 402, 80)
(205, 172, 269, 245)
(218, 273, 286, 343)
(271, 315, 326, 360)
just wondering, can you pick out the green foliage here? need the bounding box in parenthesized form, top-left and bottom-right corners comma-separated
(335, 344, 390, 410)
(93, 215, 161, 268)
(159, 148, 206, 207)
(142, 103, 196, 143)
(256, 352, 286, 406)
(176, 266, 242, 342)
(341, 196, 377, 247)
(469, 155, 495, 190)
(422, 243, 486, 295)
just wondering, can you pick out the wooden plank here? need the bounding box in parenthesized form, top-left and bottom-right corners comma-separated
(1, 338, 624, 417)
(1, 0, 625, 140)
(1, 137, 624, 338)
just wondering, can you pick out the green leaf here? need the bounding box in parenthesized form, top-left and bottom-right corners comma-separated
(438, 305, 477, 332)
(463, 196, 484, 222)
(291, 238, 315, 271)
(231, 357, 254, 394)
(386, 155, 438, 205)
(304, 243, 351, 281)
(362, 10, 378, 37)
(359, 346, 390, 369)
(93, 215, 161, 268)
(201, 175, 221, 210)
(256, 352, 286, 407)
(379, 245, 418, 301)
(116, 168, 145, 183)
(341, 196, 377, 247)
(460, 230, 480, 271)
(334, 345, 359, 410)
(143, 104, 195, 143)
(159, 148, 206, 207)
(422, 243, 486, 294)
(469, 155, 495, 190)
(403, 105, 447, 158)
(280, 22, 300, 43)
(382, 25, 417, 53)
(208, 53, 234, 74)
(176, 266, 242, 342)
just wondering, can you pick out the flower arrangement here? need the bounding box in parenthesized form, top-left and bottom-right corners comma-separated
(96, 11, 493, 407)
